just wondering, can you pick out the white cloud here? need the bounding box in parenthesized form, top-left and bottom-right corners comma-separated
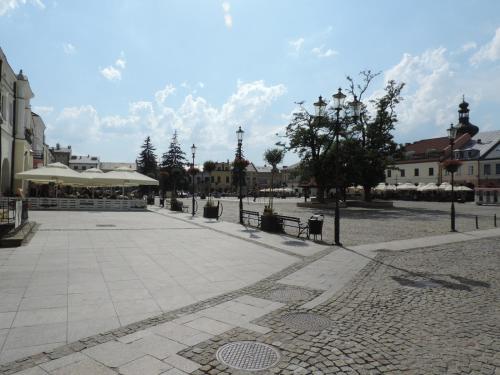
(115, 57, 126, 69)
(100, 65, 121, 81)
(32, 106, 54, 116)
(470, 27, 500, 65)
(154, 84, 176, 105)
(48, 80, 287, 161)
(100, 53, 126, 82)
(380, 47, 456, 136)
(461, 41, 477, 52)
(222, 1, 232, 29)
(63, 42, 76, 55)
(311, 45, 338, 58)
(198, 82, 205, 88)
(0, 0, 44, 16)
(289, 37, 304, 54)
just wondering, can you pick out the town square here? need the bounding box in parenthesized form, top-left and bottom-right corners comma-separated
(0, 1, 499, 374)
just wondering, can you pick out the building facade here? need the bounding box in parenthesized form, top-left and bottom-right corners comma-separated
(0, 49, 44, 194)
(69, 155, 100, 171)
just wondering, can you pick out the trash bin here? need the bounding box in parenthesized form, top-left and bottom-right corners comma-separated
(308, 214, 324, 241)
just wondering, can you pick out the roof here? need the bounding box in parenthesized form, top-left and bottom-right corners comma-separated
(404, 137, 450, 154)
(458, 130, 500, 158)
(69, 155, 100, 164)
(50, 147, 71, 153)
(255, 165, 273, 173)
(100, 162, 137, 171)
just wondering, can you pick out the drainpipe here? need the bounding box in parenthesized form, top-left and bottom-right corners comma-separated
(10, 81, 16, 195)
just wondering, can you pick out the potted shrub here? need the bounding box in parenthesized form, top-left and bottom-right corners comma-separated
(202, 161, 219, 218)
(442, 159, 462, 174)
(170, 198, 183, 211)
(260, 148, 285, 233)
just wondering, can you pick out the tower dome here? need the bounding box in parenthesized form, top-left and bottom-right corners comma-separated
(456, 96, 479, 137)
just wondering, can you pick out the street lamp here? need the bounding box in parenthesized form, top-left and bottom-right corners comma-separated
(332, 88, 346, 246)
(447, 123, 457, 232)
(236, 126, 244, 224)
(191, 144, 196, 217)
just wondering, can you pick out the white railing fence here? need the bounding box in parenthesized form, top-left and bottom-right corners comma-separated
(0, 197, 147, 211)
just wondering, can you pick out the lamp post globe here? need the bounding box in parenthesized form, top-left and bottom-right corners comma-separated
(191, 144, 196, 217)
(332, 88, 346, 110)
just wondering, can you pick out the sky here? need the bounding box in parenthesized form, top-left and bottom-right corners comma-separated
(1, 0, 500, 166)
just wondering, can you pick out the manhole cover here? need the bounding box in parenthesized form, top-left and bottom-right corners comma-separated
(96, 224, 116, 227)
(281, 312, 333, 331)
(265, 286, 313, 303)
(216, 341, 280, 371)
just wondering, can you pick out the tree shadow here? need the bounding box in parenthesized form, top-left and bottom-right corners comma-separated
(343, 247, 489, 292)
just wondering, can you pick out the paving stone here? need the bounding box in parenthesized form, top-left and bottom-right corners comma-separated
(129, 335, 187, 360)
(83, 341, 144, 367)
(118, 355, 171, 375)
(50, 357, 116, 375)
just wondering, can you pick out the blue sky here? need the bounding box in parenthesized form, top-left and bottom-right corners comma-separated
(1, 0, 500, 166)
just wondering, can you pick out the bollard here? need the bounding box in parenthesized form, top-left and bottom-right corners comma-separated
(475, 215, 479, 229)
(495, 214, 497, 228)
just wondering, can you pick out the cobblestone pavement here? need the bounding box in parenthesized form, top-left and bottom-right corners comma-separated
(6, 236, 499, 375)
(183, 237, 500, 374)
(179, 198, 499, 246)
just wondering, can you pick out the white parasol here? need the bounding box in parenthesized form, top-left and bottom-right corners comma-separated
(15, 162, 87, 185)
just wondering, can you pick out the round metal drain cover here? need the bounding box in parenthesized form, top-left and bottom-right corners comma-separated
(266, 286, 313, 303)
(216, 341, 280, 371)
(282, 312, 333, 331)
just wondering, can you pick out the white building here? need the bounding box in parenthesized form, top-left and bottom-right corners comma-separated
(0, 48, 41, 194)
(69, 155, 100, 171)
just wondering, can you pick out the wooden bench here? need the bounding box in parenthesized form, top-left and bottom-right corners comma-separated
(276, 215, 309, 238)
(241, 209, 260, 227)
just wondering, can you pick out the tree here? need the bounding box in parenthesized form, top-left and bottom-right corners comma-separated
(161, 131, 188, 197)
(347, 73, 404, 200)
(263, 148, 285, 210)
(137, 136, 158, 178)
(285, 103, 338, 202)
(203, 161, 216, 204)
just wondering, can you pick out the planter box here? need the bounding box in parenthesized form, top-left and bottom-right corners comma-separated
(203, 205, 219, 219)
(170, 200, 183, 212)
(260, 214, 282, 233)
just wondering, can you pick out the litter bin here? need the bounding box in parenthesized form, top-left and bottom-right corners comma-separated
(308, 214, 324, 241)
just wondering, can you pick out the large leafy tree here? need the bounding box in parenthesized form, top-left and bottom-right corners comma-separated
(285, 102, 338, 202)
(161, 131, 188, 196)
(137, 136, 158, 179)
(346, 72, 404, 200)
(285, 71, 404, 202)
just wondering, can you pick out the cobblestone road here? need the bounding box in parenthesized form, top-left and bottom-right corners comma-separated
(182, 237, 500, 374)
(180, 198, 500, 246)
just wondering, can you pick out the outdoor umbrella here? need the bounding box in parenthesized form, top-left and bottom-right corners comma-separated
(455, 185, 473, 191)
(418, 182, 439, 192)
(396, 182, 417, 191)
(438, 182, 452, 190)
(80, 167, 120, 187)
(104, 167, 159, 186)
(15, 162, 87, 185)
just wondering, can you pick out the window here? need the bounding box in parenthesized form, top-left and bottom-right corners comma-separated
(217, 176, 221, 183)
(387, 170, 392, 178)
(414, 168, 419, 177)
(400, 169, 405, 177)
(73, 166, 78, 170)
(211, 176, 214, 183)
(226, 176, 230, 183)
(468, 165, 474, 176)
(82, 166, 86, 170)
(428, 167, 434, 176)
(496, 164, 500, 175)
(456, 166, 462, 176)
(484, 164, 491, 176)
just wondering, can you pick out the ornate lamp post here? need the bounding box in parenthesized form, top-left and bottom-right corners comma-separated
(314, 89, 359, 246)
(236, 126, 244, 224)
(191, 144, 196, 217)
(447, 123, 458, 232)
